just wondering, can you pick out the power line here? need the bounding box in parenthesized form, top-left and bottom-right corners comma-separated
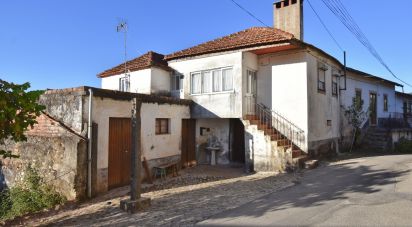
(229, 0, 270, 27)
(306, 0, 344, 52)
(321, 0, 411, 88)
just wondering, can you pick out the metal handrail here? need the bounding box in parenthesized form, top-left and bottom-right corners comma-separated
(254, 103, 305, 150)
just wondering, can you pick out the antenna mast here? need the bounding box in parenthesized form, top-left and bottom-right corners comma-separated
(117, 21, 129, 91)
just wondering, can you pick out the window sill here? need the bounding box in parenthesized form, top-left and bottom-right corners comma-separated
(190, 90, 235, 96)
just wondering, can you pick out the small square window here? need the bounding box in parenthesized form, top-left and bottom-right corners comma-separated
(155, 118, 170, 135)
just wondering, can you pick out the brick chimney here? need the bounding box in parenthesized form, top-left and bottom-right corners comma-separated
(274, 0, 303, 40)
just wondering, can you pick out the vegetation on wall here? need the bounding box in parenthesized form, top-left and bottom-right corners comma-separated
(0, 166, 66, 221)
(0, 79, 45, 158)
(394, 138, 412, 153)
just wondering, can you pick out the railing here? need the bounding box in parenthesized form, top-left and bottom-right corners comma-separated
(253, 103, 305, 150)
(378, 112, 411, 129)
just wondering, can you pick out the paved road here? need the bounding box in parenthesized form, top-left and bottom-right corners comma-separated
(198, 154, 412, 226)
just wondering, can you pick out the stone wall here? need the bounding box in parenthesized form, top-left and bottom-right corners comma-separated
(243, 120, 292, 172)
(0, 113, 87, 200)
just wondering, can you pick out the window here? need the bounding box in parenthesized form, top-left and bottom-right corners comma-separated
(317, 63, 327, 92)
(171, 73, 183, 91)
(191, 67, 234, 94)
(355, 89, 362, 110)
(332, 76, 338, 96)
(119, 75, 130, 92)
(155, 118, 169, 135)
(383, 94, 388, 112)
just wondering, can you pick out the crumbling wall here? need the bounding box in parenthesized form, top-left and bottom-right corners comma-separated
(0, 113, 87, 201)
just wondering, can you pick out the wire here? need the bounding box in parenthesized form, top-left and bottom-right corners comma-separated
(321, 0, 411, 88)
(306, 0, 344, 52)
(229, 0, 270, 27)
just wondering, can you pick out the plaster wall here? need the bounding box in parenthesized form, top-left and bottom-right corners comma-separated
(168, 52, 243, 118)
(257, 50, 308, 151)
(195, 118, 230, 165)
(86, 96, 190, 193)
(101, 69, 152, 94)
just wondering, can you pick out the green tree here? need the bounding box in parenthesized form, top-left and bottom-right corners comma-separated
(0, 79, 45, 158)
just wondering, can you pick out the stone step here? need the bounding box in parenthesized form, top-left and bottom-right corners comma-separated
(292, 155, 310, 169)
(292, 149, 302, 158)
(304, 159, 319, 169)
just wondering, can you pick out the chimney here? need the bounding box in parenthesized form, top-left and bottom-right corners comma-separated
(274, 0, 303, 40)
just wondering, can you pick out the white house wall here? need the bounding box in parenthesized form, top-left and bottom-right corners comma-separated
(168, 52, 243, 118)
(257, 50, 309, 151)
(150, 67, 171, 94)
(101, 69, 152, 94)
(306, 52, 341, 144)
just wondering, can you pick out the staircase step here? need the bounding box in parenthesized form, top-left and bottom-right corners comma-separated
(245, 115, 258, 121)
(276, 139, 290, 147)
(304, 159, 319, 169)
(292, 149, 302, 158)
(292, 155, 310, 168)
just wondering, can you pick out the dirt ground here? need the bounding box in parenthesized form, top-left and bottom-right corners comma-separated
(10, 165, 301, 227)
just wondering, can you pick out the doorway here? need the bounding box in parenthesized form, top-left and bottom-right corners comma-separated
(230, 119, 245, 164)
(245, 70, 257, 115)
(181, 119, 196, 168)
(369, 92, 377, 126)
(108, 118, 131, 189)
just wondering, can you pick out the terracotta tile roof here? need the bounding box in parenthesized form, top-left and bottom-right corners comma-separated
(165, 27, 295, 60)
(97, 51, 172, 78)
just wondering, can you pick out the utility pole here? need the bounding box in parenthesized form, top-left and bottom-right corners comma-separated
(119, 97, 151, 213)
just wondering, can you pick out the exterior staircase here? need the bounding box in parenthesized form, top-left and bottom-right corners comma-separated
(244, 104, 318, 170)
(363, 126, 390, 151)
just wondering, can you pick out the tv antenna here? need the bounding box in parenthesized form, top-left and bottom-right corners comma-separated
(117, 20, 129, 78)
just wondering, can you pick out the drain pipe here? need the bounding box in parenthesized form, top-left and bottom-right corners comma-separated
(87, 88, 93, 198)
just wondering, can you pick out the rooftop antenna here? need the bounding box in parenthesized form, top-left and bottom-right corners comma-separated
(117, 20, 130, 91)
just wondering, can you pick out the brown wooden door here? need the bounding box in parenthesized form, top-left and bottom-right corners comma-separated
(108, 118, 132, 189)
(369, 93, 377, 125)
(181, 119, 196, 168)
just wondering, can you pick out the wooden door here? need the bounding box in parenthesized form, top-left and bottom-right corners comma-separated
(181, 119, 196, 168)
(245, 70, 257, 115)
(108, 118, 132, 189)
(369, 93, 377, 125)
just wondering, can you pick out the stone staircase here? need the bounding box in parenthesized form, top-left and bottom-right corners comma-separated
(244, 113, 318, 171)
(363, 126, 390, 151)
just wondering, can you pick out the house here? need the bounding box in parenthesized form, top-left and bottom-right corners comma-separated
(99, 0, 406, 171)
(0, 87, 192, 199)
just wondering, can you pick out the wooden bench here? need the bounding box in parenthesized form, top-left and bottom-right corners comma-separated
(153, 162, 179, 180)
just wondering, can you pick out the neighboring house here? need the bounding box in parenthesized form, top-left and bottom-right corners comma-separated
(0, 87, 191, 199)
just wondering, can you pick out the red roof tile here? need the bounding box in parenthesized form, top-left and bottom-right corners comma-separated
(165, 27, 294, 60)
(97, 51, 171, 78)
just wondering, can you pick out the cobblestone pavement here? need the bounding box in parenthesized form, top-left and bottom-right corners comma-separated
(23, 166, 301, 227)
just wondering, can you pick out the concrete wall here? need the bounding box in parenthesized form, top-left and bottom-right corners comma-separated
(195, 118, 230, 165)
(257, 50, 309, 151)
(150, 67, 171, 95)
(101, 69, 152, 94)
(85, 96, 190, 193)
(243, 120, 292, 172)
(306, 51, 341, 155)
(0, 113, 87, 200)
(168, 52, 243, 118)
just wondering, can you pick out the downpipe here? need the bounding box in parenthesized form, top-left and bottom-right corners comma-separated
(87, 88, 93, 198)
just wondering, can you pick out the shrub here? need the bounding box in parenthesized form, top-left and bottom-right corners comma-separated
(0, 166, 66, 221)
(394, 138, 412, 153)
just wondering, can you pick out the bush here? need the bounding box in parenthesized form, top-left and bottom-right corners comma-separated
(0, 166, 66, 221)
(394, 138, 412, 153)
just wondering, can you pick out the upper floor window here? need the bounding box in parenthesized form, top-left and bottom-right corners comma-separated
(332, 76, 338, 96)
(171, 73, 183, 91)
(317, 62, 327, 93)
(191, 67, 233, 94)
(119, 75, 130, 92)
(383, 94, 388, 112)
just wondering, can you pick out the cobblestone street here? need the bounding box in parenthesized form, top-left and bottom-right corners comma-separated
(22, 166, 300, 226)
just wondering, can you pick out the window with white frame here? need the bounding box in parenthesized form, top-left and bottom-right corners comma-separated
(317, 62, 327, 93)
(191, 67, 233, 94)
(119, 75, 130, 92)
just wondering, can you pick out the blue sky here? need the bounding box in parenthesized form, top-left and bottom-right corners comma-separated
(1, 0, 411, 92)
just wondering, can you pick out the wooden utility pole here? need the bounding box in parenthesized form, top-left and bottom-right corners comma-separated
(120, 97, 150, 213)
